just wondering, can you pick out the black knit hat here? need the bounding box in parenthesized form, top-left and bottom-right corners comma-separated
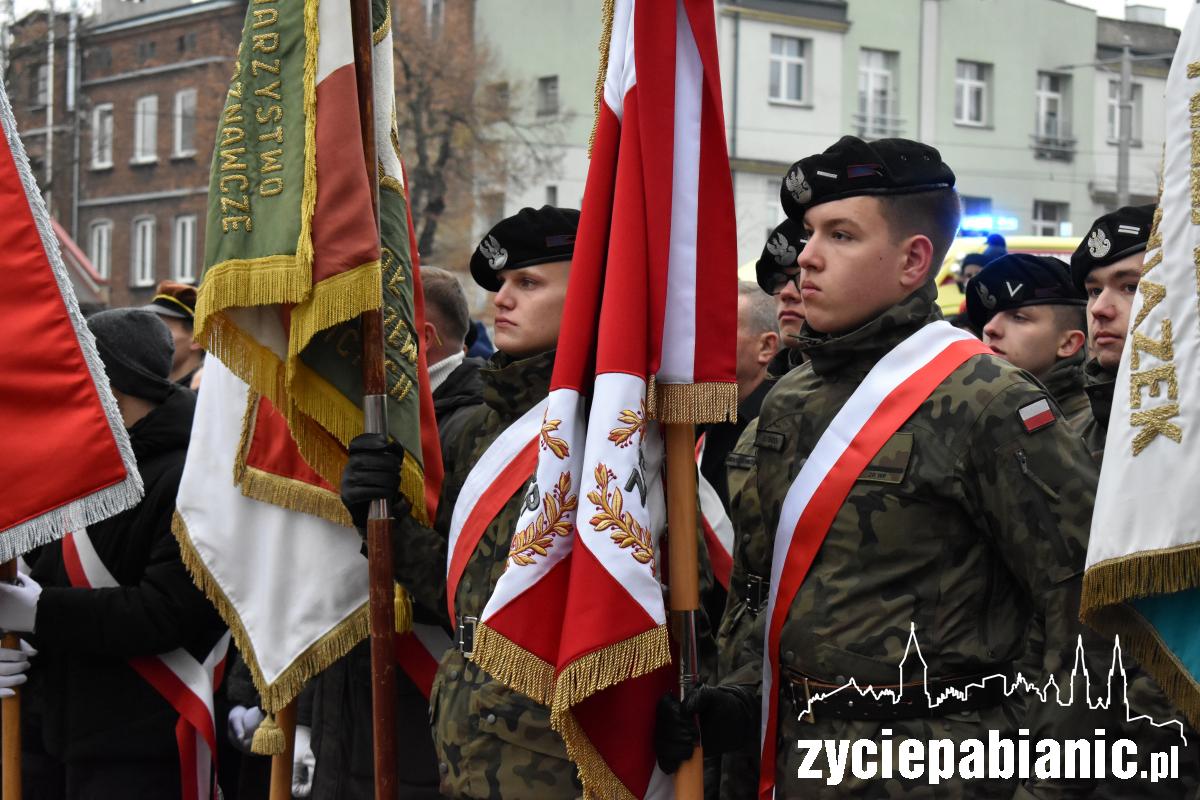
(1070, 204, 1155, 291)
(87, 309, 176, 403)
(469, 206, 581, 291)
(755, 218, 807, 294)
(780, 136, 955, 222)
(966, 254, 1085, 332)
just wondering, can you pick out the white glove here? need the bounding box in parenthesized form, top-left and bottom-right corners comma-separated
(0, 640, 35, 698)
(227, 704, 265, 753)
(292, 724, 315, 797)
(0, 573, 41, 633)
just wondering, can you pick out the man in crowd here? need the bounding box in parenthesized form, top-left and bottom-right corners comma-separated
(339, 206, 586, 798)
(419, 265, 487, 445)
(966, 253, 1091, 427)
(654, 136, 1164, 797)
(0, 308, 225, 797)
(1071, 204, 1155, 463)
(143, 280, 204, 388)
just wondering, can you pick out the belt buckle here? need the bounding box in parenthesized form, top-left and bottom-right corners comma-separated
(457, 615, 478, 658)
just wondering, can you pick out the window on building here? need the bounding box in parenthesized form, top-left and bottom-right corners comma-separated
(88, 47, 112, 72)
(1035, 72, 1068, 140)
(1031, 200, 1069, 237)
(954, 61, 990, 126)
(769, 35, 808, 104)
(133, 95, 157, 163)
(177, 32, 196, 52)
(545, 185, 558, 207)
(424, 0, 444, 36)
(89, 220, 112, 280)
(136, 40, 156, 61)
(32, 64, 48, 106)
(172, 214, 197, 282)
(173, 89, 196, 157)
(131, 216, 156, 287)
(1107, 80, 1144, 143)
(489, 81, 510, 111)
(91, 103, 113, 168)
(857, 49, 898, 137)
(536, 76, 559, 116)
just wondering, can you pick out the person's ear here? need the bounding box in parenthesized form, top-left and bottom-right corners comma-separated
(899, 235, 935, 289)
(757, 331, 779, 366)
(423, 321, 438, 351)
(1058, 328, 1086, 359)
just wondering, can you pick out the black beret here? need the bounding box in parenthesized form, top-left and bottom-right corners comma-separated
(755, 218, 806, 294)
(1070, 204, 1155, 292)
(966, 253, 1085, 332)
(780, 136, 955, 221)
(469, 206, 580, 291)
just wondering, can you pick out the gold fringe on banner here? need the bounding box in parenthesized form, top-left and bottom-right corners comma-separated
(372, 2, 391, 44)
(251, 712, 286, 756)
(555, 709, 638, 800)
(394, 584, 413, 634)
(549, 624, 670, 715)
(173, 513, 369, 713)
(1083, 602, 1200, 730)
(647, 377, 738, 425)
(286, 260, 382, 381)
(239, 467, 353, 527)
(193, 256, 307, 346)
(469, 623, 556, 706)
(1080, 544, 1200, 615)
(587, 0, 616, 157)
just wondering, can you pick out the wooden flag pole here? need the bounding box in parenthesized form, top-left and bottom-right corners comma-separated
(267, 701, 297, 800)
(0, 561, 18, 800)
(665, 424, 704, 799)
(348, 0, 399, 798)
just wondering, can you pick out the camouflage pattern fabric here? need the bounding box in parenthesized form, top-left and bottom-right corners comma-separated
(394, 350, 583, 799)
(723, 282, 1198, 798)
(1079, 357, 1116, 466)
(1037, 350, 1092, 434)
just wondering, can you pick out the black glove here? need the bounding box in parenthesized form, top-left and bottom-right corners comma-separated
(340, 433, 404, 529)
(654, 692, 697, 774)
(655, 685, 758, 774)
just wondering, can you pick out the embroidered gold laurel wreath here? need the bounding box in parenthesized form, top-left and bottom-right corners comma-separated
(540, 417, 570, 459)
(509, 472, 577, 567)
(607, 400, 646, 448)
(587, 464, 654, 565)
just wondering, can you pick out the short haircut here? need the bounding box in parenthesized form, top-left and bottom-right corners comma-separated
(875, 188, 962, 278)
(1050, 303, 1087, 335)
(420, 266, 470, 346)
(738, 280, 779, 337)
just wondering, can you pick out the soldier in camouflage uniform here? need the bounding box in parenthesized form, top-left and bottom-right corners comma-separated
(965, 253, 1091, 431)
(656, 136, 1196, 798)
(1070, 204, 1156, 464)
(341, 206, 585, 799)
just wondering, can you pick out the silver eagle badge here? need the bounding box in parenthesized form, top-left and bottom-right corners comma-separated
(975, 280, 997, 310)
(479, 235, 508, 270)
(784, 167, 812, 205)
(1087, 228, 1111, 259)
(766, 232, 798, 267)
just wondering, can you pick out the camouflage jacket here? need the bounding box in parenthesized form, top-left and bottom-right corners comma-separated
(1080, 357, 1116, 465)
(395, 350, 583, 800)
(724, 283, 1172, 798)
(1039, 350, 1092, 433)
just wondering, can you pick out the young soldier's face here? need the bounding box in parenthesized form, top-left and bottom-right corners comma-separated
(798, 196, 930, 334)
(492, 261, 571, 358)
(982, 305, 1081, 380)
(1084, 254, 1142, 370)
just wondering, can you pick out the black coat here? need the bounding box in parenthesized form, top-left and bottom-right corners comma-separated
(29, 387, 226, 764)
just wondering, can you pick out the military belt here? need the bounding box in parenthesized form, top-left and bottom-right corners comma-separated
(457, 615, 478, 658)
(740, 572, 769, 614)
(782, 665, 1012, 722)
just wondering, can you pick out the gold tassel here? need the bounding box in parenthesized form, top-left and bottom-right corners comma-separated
(251, 712, 286, 756)
(394, 584, 413, 634)
(550, 624, 671, 715)
(587, 0, 616, 158)
(651, 380, 738, 425)
(1080, 545, 1200, 615)
(470, 622, 556, 706)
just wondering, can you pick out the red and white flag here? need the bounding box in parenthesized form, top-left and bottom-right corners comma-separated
(0, 79, 141, 559)
(470, 1, 737, 796)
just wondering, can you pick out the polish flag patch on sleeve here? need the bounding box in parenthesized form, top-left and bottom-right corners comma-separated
(1018, 398, 1056, 432)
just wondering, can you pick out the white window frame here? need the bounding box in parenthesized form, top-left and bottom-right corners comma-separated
(769, 35, 808, 105)
(91, 103, 113, 168)
(33, 64, 48, 106)
(131, 216, 156, 287)
(88, 219, 112, 280)
(1035, 73, 1064, 140)
(954, 61, 989, 126)
(424, 0, 444, 36)
(173, 88, 197, 157)
(1031, 200, 1068, 237)
(133, 94, 158, 164)
(171, 214, 197, 282)
(536, 76, 559, 117)
(1107, 80, 1143, 144)
(858, 49, 897, 137)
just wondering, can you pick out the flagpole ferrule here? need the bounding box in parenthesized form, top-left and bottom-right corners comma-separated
(671, 609, 700, 700)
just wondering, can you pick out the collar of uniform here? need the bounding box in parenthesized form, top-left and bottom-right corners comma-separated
(1038, 349, 1086, 408)
(1083, 357, 1116, 427)
(480, 348, 556, 419)
(796, 281, 940, 378)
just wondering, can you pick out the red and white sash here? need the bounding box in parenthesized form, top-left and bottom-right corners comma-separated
(445, 397, 549, 622)
(62, 530, 231, 800)
(758, 322, 990, 800)
(696, 434, 733, 590)
(395, 623, 455, 699)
